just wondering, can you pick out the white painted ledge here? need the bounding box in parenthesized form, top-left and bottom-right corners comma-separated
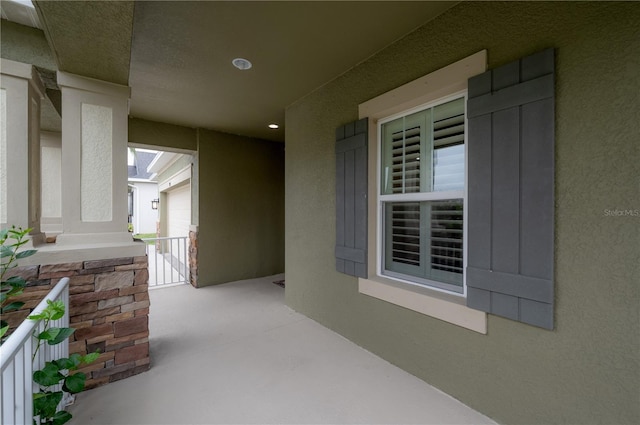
(19, 233, 146, 266)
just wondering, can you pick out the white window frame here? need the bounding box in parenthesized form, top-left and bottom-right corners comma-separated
(358, 51, 487, 334)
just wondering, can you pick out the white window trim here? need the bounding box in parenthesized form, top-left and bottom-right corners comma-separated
(358, 50, 488, 334)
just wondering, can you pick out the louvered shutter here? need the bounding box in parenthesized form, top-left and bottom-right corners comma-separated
(336, 118, 368, 278)
(466, 48, 555, 329)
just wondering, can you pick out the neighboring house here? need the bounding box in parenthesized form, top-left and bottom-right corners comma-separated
(146, 150, 193, 240)
(127, 147, 158, 235)
(0, 2, 637, 425)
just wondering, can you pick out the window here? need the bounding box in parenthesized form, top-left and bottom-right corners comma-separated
(379, 97, 466, 293)
(348, 49, 554, 332)
(353, 51, 488, 333)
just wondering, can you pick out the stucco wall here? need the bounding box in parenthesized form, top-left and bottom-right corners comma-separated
(0, 20, 56, 70)
(129, 121, 284, 286)
(128, 117, 197, 152)
(197, 129, 285, 286)
(284, 2, 639, 424)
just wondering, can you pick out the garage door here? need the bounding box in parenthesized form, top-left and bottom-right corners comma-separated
(166, 183, 191, 237)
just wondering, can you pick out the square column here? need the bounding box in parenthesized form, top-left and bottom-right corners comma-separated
(56, 72, 131, 245)
(40, 131, 63, 235)
(0, 59, 45, 241)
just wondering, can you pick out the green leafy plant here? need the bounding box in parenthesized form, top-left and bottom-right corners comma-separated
(0, 226, 98, 424)
(30, 300, 100, 425)
(1, 226, 37, 342)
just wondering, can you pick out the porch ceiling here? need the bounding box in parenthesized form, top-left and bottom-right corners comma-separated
(32, 1, 457, 142)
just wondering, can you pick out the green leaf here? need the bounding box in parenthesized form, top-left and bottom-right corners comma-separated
(47, 300, 66, 321)
(8, 226, 31, 238)
(0, 245, 13, 258)
(33, 363, 64, 386)
(81, 351, 101, 364)
(5, 286, 25, 298)
(36, 328, 61, 342)
(1, 301, 25, 313)
(53, 357, 75, 370)
(63, 372, 86, 394)
(0, 228, 8, 240)
(29, 311, 47, 321)
(16, 249, 37, 259)
(5, 275, 27, 287)
(2, 283, 25, 299)
(51, 410, 72, 425)
(29, 300, 66, 322)
(68, 353, 82, 367)
(0, 325, 7, 339)
(33, 391, 63, 419)
(47, 327, 75, 345)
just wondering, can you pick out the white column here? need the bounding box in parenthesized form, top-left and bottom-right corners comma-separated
(0, 59, 45, 242)
(55, 72, 132, 245)
(40, 131, 63, 235)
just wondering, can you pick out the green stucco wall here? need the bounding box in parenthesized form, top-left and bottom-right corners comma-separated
(285, 2, 639, 424)
(0, 19, 56, 70)
(197, 129, 285, 286)
(128, 120, 284, 287)
(129, 117, 197, 152)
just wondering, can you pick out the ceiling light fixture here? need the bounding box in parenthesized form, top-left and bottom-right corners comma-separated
(268, 124, 279, 129)
(232, 58, 252, 70)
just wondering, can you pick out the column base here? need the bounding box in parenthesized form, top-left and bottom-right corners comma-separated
(55, 231, 134, 246)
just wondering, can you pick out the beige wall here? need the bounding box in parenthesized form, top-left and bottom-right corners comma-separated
(284, 2, 639, 424)
(197, 129, 285, 286)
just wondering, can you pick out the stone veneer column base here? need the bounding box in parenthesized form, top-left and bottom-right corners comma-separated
(4, 255, 151, 390)
(189, 228, 198, 288)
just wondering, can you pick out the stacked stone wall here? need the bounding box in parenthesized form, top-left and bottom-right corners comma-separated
(3, 255, 150, 389)
(189, 229, 198, 287)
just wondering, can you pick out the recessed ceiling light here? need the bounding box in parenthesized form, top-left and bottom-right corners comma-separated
(232, 58, 252, 70)
(268, 124, 279, 129)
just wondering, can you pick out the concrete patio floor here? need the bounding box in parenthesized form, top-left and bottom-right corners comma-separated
(68, 274, 496, 425)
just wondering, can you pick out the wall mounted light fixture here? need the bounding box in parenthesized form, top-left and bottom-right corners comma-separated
(151, 199, 159, 210)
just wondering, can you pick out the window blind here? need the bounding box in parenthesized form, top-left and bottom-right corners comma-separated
(382, 97, 465, 292)
(390, 202, 420, 266)
(430, 200, 463, 276)
(391, 126, 421, 193)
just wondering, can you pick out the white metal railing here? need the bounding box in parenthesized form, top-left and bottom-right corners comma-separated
(142, 237, 189, 288)
(0, 277, 70, 425)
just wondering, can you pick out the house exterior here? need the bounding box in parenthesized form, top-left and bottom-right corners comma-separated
(146, 150, 192, 240)
(1, 1, 638, 424)
(285, 3, 639, 424)
(127, 147, 158, 235)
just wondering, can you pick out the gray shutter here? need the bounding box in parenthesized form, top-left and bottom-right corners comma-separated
(336, 118, 368, 278)
(466, 48, 555, 329)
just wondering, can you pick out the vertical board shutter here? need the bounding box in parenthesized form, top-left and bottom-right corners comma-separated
(336, 118, 368, 278)
(466, 48, 555, 329)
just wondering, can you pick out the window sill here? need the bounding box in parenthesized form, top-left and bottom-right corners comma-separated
(358, 276, 487, 334)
